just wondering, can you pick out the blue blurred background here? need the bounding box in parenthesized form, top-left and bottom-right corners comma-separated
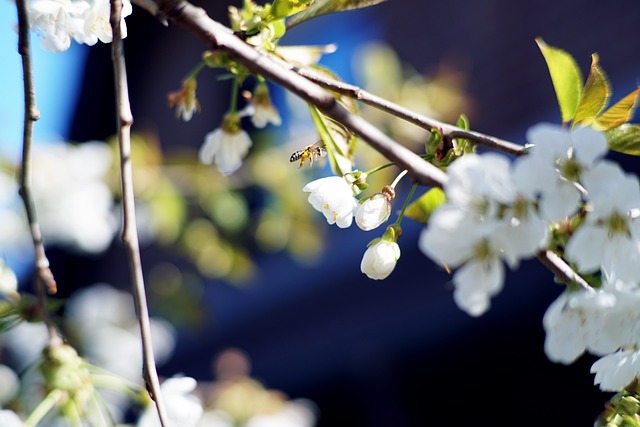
(2, 0, 640, 425)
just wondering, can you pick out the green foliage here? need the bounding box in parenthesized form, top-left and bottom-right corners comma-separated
(606, 124, 640, 155)
(270, 0, 314, 19)
(594, 88, 640, 131)
(536, 37, 584, 124)
(404, 187, 446, 224)
(537, 39, 640, 155)
(287, 0, 387, 28)
(308, 104, 355, 175)
(573, 54, 610, 125)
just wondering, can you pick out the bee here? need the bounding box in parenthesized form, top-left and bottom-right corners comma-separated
(289, 142, 327, 168)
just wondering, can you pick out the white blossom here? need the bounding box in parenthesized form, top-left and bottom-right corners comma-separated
(199, 115, 252, 175)
(27, 0, 132, 52)
(513, 124, 607, 221)
(591, 349, 640, 392)
(565, 160, 640, 283)
(303, 176, 358, 228)
(245, 400, 317, 427)
(361, 239, 400, 280)
(0, 410, 22, 427)
(31, 141, 118, 253)
(138, 377, 203, 427)
(355, 193, 391, 231)
(29, 0, 89, 52)
(83, 0, 132, 45)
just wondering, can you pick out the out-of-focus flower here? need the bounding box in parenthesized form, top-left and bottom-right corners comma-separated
(0, 364, 20, 405)
(513, 123, 607, 221)
(168, 78, 200, 122)
(355, 190, 392, 231)
(27, 0, 132, 52)
(64, 283, 176, 383)
(361, 225, 401, 280)
(83, 0, 132, 44)
(31, 141, 117, 253)
(245, 400, 317, 427)
(28, 0, 89, 52)
(565, 160, 640, 284)
(419, 153, 547, 316)
(244, 82, 281, 128)
(591, 349, 640, 392)
(199, 113, 252, 175)
(0, 259, 18, 297)
(303, 176, 358, 228)
(0, 410, 22, 427)
(138, 377, 203, 427)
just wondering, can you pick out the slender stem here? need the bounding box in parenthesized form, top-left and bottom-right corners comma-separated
(364, 161, 396, 177)
(16, 0, 61, 347)
(390, 169, 408, 189)
(23, 389, 65, 427)
(229, 75, 240, 113)
(109, 1, 169, 426)
(536, 250, 594, 292)
(394, 181, 418, 227)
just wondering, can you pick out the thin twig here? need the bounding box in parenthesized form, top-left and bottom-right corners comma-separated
(109, 1, 169, 426)
(147, 0, 588, 293)
(16, 0, 62, 346)
(292, 67, 527, 157)
(536, 250, 594, 292)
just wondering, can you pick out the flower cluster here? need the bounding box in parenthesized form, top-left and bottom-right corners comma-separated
(27, 0, 132, 53)
(303, 174, 402, 280)
(415, 123, 640, 391)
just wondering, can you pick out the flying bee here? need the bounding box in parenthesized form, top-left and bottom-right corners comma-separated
(289, 142, 327, 168)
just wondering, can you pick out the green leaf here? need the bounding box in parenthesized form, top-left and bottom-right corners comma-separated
(593, 88, 640, 131)
(308, 105, 354, 175)
(270, 0, 314, 19)
(605, 124, 640, 155)
(573, 53, 611, 126)
(536, 37, 584, 124)
(404, 187, 445, 224)
(288, 0, 386, 28)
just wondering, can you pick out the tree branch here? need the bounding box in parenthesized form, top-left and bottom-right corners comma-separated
(16, 0, 61, 346)
(152, 0, 448, 188)
(291, 67, 527, 157)
(146, 0, 590, 294)
(110, 2, 169, 425)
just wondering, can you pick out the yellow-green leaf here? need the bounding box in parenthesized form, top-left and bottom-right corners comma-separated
(593, 88, 640, 131)
(573, 53, 611, 126)
(271, 0, 314, 20)
(308, 104, 352, 175)
(404, 187, 445, 224)
(288, 0, 386, 28)
(605, 124, 640, 156)
(536, 37, 583, 124)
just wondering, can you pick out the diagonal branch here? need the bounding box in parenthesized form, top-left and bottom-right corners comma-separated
(147, 0, 592, 293)
(110, 1, 169, 425)
(16, 0, 61, 346)
(291, 67, 527, 157)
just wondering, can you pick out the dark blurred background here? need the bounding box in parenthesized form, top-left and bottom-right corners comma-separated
(32, 0, 640, 426)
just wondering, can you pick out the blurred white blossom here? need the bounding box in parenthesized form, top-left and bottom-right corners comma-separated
(138, 376, 203, 427)
(565, 160, 640, 284)
(513, 123, 607, 221)
(591, 349, 640, 392)
(27, 0, 131, 52)
(31, 141, 117, 253)
(200, 114, 252, 175)
(0, 410, 22, 427)
(419, 153, 546, 316)
(245, 400, 317, 427)
(0, 364, 20, 406)
(303, 176, 358, 228)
